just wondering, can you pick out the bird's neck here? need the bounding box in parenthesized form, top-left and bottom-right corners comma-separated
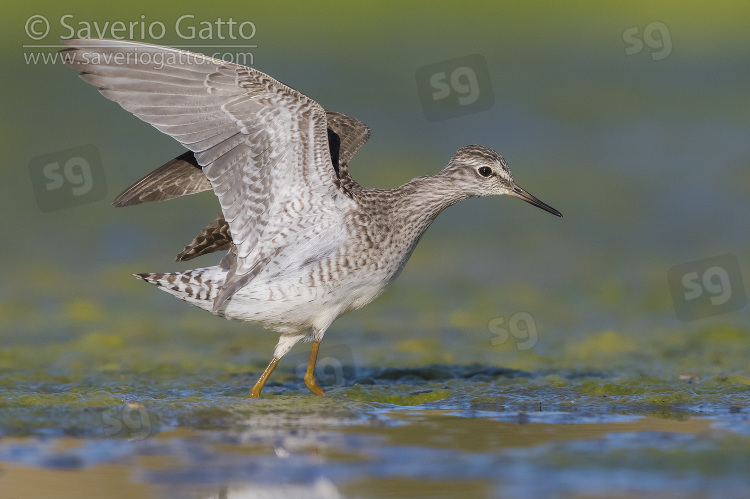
(391, 172, 471, 235)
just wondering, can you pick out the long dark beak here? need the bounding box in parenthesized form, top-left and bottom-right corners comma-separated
(510, 185, 562, 217)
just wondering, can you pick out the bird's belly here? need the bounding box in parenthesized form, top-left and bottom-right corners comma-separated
(221, 268, 391, 331)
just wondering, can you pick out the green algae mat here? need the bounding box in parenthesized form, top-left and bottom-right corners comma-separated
(4, 1, 750, 497)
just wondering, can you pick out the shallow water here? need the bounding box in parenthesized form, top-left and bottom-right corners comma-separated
(1, 321, 749, 497)
(2, 386, 749, 498)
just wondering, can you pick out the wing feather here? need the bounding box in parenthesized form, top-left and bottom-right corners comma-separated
(112, 151, 210, 207)
(63, 39, 357, 311)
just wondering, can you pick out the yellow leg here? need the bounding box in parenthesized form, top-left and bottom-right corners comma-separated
(248, 357, 280, 398)
(304, 341, 326, 396)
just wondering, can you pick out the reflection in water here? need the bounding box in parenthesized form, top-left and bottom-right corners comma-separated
(0, 410, 748, 498)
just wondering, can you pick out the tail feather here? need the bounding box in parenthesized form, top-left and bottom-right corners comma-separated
(135, 267, 227, 311)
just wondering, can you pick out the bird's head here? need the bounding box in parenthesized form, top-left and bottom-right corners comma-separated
(441, 145, 562, 217)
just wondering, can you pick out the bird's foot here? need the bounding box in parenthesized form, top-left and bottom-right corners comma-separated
(304, 373, 326, 396)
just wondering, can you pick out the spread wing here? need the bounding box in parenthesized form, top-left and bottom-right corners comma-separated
(62, 39, 357, 311)
(113, 111, 369, 262)
(112, 110, 369, 208)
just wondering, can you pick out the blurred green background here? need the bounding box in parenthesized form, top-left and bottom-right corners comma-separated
(1, 1, 749, 496)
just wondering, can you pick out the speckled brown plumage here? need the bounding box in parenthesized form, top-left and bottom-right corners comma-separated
(175, 213, 231, 262)
(113, 151, 208, 207)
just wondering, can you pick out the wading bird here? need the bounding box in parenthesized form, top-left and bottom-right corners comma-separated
(62, 39, 561, 397)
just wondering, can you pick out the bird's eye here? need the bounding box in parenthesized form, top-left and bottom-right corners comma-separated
(478, 167, 492, 177)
